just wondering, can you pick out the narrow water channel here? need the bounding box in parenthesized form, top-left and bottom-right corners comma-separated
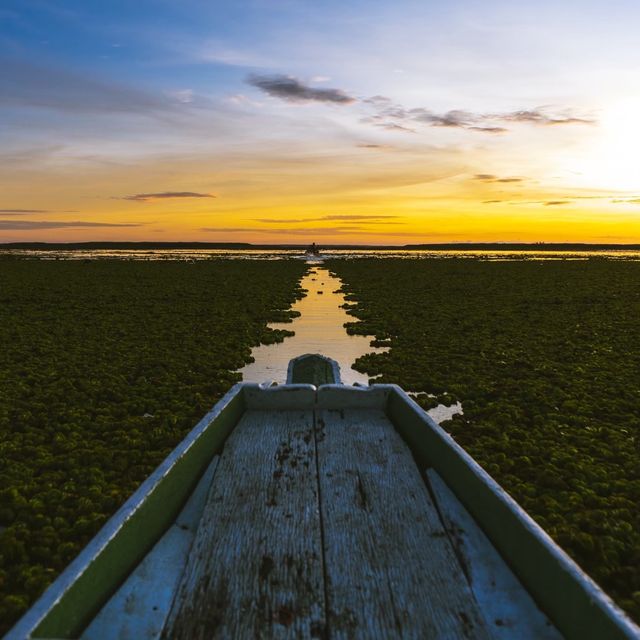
(239, 263, 464, 424)
(239, 265, 388, 385)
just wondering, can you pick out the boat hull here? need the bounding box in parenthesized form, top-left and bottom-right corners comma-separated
(6, 366, 639, 639)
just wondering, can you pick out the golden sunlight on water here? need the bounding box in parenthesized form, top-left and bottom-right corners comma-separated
(239, 265, 388, 385)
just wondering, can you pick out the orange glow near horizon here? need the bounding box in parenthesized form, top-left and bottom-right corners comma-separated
(3, 4, 640, 244)
(2, 104, 640, 245)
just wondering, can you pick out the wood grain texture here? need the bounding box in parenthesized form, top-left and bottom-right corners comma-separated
(427, 470, 562, 640)
(163, 409, 325, 640)
(316, 407, 491, 639)
(82, 458, 220, 640)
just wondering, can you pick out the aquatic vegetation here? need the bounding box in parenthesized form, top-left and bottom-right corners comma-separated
(0, 259, 307, 632)
(328, 257, 640, 622)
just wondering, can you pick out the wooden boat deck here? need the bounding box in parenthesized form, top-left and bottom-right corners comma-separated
(164, 406, 491, 638)
(103, 402, 557, 639)
(10, 356, 640, 640)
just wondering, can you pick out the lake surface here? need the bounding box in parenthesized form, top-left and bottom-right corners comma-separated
(238, 263, 463, 424)
(3, 247, 640, 261)
(6, 246, 634, 422)
(239, 264, 388, 385)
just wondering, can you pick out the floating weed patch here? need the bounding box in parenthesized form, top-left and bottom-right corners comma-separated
(0, 259, 307, 633)
(328, 257, 640, 623)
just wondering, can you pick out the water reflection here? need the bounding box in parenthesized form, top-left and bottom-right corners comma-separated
(3, 248, 640, 261)
(239, 265, 388, 385)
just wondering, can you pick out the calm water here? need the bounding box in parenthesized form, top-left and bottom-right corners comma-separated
(239, 265, 388, 385)
(5, 246, 634, 422)
(239, 263, 463, 423)
(3, 247, 640, 261)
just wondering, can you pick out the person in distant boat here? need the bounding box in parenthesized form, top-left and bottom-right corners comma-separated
(306, 242, 321, 256)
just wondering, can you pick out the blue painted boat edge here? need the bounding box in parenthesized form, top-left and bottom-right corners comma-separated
(385, 384, 640, 640)
(4, 382, 250, 640)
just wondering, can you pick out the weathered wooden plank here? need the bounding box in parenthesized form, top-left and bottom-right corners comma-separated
(81, 457, 220, 640)
(243, 384, 316, 410)
(6, 384, 245, 640)
(316, 385, 390, 410)
(387, 387, 640, 640)
(316, 407, 491, 639)
(163, 409, 325, 639)
(427, 469, 561, 639)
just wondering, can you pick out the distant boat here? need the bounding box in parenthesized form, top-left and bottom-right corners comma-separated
(6, 354, 639, 639)
(304, 242, 322, 259)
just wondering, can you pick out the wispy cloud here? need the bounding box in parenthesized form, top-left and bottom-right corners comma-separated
(363, 96, 393, 106)
(363, 98, 595, 134)
(475, 174, 497, 181)
(411, 108, 474, 128)
(374, 122, 416, 133)
(0, 220, 142, 229)
(611, 197, 640, 204)
(0, 208, 51, 214)
(246, 74, 355, 104)
(467, 126, 508, 134)
(474, 174, 524, 183)
(321, 214, 400, 221)
(201, 226, 364, 235)
(252, 214, 401, 223)
(242, 71, 593, 138)
(504, 194, 638, 206)
(117, 191, 216, 202)
(499, 110, 595, 125)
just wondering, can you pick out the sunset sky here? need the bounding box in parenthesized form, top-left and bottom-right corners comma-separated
(1, 0, 640, 243)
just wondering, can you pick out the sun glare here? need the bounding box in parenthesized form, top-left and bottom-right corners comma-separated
(573, 99, 640, 192)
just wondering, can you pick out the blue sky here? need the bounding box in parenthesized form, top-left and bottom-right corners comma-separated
(1, 0, 640, 242)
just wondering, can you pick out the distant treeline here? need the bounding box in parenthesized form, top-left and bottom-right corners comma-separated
(2, 241, 640, 251)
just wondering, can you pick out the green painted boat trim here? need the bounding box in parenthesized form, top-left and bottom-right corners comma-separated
(29, 386, 245, 639)
(387, 387, 639, 640)
(7, 370, 639, 639)
(287, 353, 340, 385)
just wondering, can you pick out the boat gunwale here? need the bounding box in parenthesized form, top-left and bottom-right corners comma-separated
(286, 353, 342, 385)
(7, 377, 640, 639)
(384, 383, 640, 640)
(5, 382, 249, 639)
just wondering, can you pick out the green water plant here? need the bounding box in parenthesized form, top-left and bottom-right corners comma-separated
(328, 257, 640, 623)
(0, 259, 307, 633)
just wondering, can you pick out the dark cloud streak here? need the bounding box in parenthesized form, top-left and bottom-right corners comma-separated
(117, 191, 215, 202)
(201, 226, 364, 235)
(474, 174, 524, 183)
(364, 98, 595, 134)
(500, 110, 595, 125)
(0, 220, 142, 229)
(0, 209, 50, 214)
(468, 126, 508, 134)
(247, 74, 355, 104)
(252, 215, 401, 223)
